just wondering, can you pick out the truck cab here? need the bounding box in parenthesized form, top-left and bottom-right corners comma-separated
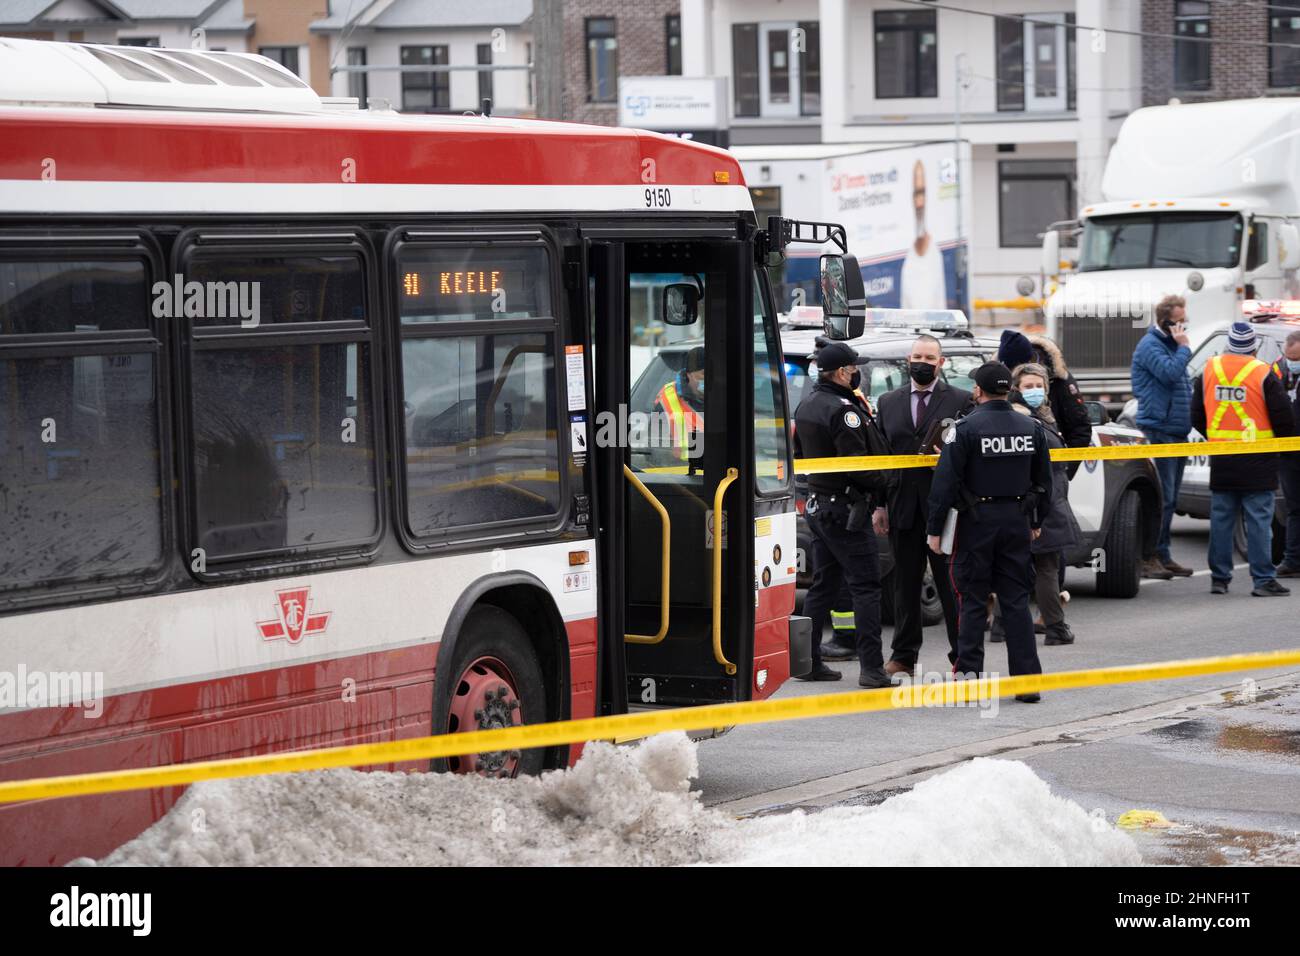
(1042, 98, 1300, 398)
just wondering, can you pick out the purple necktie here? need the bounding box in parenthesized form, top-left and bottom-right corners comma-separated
(914, 390, 928, 429)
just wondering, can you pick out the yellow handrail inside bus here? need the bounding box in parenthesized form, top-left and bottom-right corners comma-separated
(623, 465, 671, 644)
(711, 467, 739, 676)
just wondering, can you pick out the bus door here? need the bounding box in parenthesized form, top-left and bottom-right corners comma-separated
(587, 238, 756, 711)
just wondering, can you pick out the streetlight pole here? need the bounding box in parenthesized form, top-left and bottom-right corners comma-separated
(953, 52, 969, 312)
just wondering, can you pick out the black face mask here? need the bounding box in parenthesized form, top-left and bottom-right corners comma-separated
(909, 361, 937, 386)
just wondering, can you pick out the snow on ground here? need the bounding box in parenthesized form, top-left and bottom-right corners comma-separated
(79, 734, 1138, 867)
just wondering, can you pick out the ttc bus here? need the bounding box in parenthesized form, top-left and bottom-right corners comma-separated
(0, 39, 815, 865)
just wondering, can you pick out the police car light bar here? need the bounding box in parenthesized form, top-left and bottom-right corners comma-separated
(781, 306, 825, 328)
(1242, 299, 1300, 319)
(864, 308, 970, 333)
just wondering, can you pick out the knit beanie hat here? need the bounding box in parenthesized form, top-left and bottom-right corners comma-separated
(998, 329, 1036, 369)
(1227, 321, 1257, 354)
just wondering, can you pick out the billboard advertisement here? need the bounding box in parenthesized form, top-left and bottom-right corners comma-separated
(742, 141, 972, 315)
(822, 141, 970, 312)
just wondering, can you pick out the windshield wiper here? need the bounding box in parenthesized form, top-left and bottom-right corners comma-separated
(1154, 255, 1197, 267)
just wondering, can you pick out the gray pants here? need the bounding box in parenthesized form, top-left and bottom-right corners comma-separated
(1034, 551, 1065, 628)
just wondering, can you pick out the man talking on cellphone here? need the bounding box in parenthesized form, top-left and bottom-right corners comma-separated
(1131, 294, 1196, 579)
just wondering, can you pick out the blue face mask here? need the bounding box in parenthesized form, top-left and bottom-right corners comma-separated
(1021, 387, 1047, 409)
(1288, 358, 1300, 374)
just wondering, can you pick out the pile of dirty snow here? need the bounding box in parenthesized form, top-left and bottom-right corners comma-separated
(78, 733, 1138, 867)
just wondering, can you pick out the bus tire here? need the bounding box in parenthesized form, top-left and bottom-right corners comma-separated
(1096, 488, 1141, 599)
(435, 604, 548, 778)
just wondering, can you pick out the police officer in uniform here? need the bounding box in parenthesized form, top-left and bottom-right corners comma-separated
(926, 362, 1053, 701)
(793, 341, 892, 687)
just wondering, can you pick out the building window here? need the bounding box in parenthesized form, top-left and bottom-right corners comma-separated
(874, 9, 937, 99)
(526, 41, 534, 107)
(666, 14, 682, 75)
(799, 20, 820, 115)
(120, 37, 160, 47)
(586, 17, 617, 103)
(995, 16, 1024, 110)
(733, 23, 760, 116)
(1066, 12, 1076, 110)
(258, 46, 300, 77)
(999, 160, 1076, 248)
(995, 13, 1073, 112)
(1174, 1, 1211, 90)
(732, 21, 819, 118)
(477, 43, 493, 107)
(347, 47, 367, 103)
(401, 45, 449, 112)
(1269, 1, 1300, 88)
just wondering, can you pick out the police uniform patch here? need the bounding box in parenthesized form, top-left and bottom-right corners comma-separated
(843, 411, 862, 428)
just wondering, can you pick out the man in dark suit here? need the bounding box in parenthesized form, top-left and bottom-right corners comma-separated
(872, 334, 973, 677)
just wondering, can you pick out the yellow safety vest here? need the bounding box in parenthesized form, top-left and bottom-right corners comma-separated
(1203, 354, 1274, 442)
(655, 380, 703, 460)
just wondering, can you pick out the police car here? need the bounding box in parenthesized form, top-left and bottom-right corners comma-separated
(1119, 303, 1300, 562)
(782, 307, 1163, 601)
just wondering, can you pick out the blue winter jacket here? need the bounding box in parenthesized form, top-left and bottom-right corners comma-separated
(1131, 325, 1193, 436)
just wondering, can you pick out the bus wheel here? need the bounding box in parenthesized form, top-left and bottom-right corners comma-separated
(441, 605, 547, 778)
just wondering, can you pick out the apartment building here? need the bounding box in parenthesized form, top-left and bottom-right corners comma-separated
(681, 0, 1144, 309)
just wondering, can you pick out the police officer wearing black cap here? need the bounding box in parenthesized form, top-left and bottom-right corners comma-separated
(793, 340, 892, 686)
(926, 361, 1053, 701)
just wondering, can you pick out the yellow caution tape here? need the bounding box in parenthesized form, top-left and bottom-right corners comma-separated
(795, 436, 1300, 474)
(0, 647, 1297, 806)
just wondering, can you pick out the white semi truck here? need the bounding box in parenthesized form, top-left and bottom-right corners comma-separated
(1042, 98, 1300, 397)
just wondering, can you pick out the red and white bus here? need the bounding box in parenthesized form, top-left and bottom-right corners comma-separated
(0, 40, 815, 864)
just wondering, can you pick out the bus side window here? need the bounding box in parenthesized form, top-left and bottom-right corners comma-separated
(0, 254, 165, 596)
(179, 242, 380, 567)
(394, 241, 561, 539)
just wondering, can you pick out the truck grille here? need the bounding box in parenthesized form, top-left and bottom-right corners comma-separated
(1058, 316, 1147, 371)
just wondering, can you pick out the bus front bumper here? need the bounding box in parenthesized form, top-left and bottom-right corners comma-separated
(788, 615, 813, 678)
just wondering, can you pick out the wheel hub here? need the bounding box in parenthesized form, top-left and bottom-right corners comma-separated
(447, 656, 523, 778)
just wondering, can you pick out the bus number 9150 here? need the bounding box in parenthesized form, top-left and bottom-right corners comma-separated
(645, 187, 671, 208)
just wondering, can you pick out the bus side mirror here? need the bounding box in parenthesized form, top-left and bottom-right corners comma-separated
(662, 284, 699, 325)
(820, 253, 865, 340)
(1041, 229, 1061, 278)
(1278, 223, 1300, 271)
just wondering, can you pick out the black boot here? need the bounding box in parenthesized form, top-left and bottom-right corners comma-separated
(820, 639, 856, 661)
(796, 662, 843, 682)
(1044, 623, 1075, 646)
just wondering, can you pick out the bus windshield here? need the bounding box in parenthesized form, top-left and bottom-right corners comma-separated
(1078, 211, 1243, 272)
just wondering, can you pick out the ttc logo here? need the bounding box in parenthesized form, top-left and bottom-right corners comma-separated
(257, 587, 331, 644)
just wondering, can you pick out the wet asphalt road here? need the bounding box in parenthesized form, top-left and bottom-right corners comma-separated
(696, 516, 1300, 825)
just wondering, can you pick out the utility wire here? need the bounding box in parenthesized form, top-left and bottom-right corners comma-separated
(895, 0, 1300, 50)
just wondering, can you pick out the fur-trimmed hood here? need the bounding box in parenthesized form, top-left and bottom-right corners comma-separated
(1027, 334, 1068, 380)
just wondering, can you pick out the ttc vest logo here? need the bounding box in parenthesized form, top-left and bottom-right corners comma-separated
(257, 587, 331, 644)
